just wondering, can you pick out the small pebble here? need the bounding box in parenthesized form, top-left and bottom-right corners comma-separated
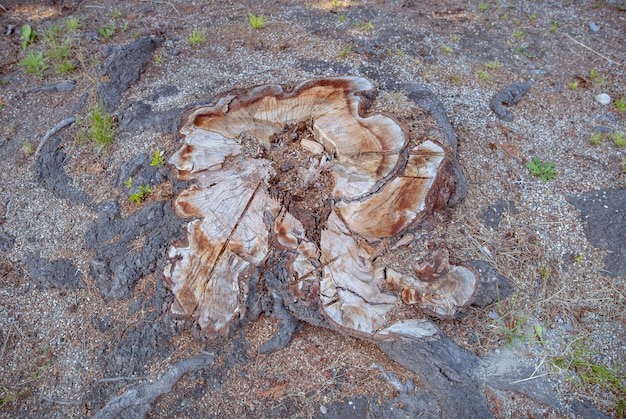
(594, 93, 611, 105)
(319, 405, 327, 415)
(589, 22, 600, 32)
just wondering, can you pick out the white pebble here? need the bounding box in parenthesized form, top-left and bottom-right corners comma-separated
(320, 405, 327, 415)
(594, 93, 611, 105)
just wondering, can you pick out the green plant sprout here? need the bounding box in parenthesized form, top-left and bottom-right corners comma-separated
(492, 287, 527, 346)
(549, 337, 625, 413)
(65, 17, 82, 31)
(615, 99, 626, 112)
(526, 157, 556, 181)
(574, 254, 584, 263)
(588, 67, 606, 85)
(19, 51, 49, 80)
(478, 3, 489, 11)
(98, 25, 115, 39)
(589, 132, 603, 146)
(337, 14, 347, 22)
(534, 324, 545, 344)
(21, 142, 35, 155)
(440, 44, 453, 53)
(539, 265, 551, 280)
(567, 80, 579, 90)
(124, 177, 133, 189)
(89, 103, 116, 149)
(610, 131, 626, 146)
(512, 30, 524, 40)
(485, 59, 502, 69)
(248, 12, 265, 29)
(154, 54, 162, 63)
(477, 69, 489, 80)
(354, 21, 374, 31)
(338, 44, 353, 57)
(112, 8, 121, 19)
(189, 30, 205, 44)
(129, 184, 152, 204)
(550, 21, 559, 33)
(21, 24, 36, 50)
(151, 148, 165, 167)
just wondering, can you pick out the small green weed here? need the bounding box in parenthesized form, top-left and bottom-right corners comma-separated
(89, 103, 116, 149)
(189, 30, 205, 44)
(19, 51, 49, 80)
(534, 324, 545, 345)
(153, 54, 162, 63)
(337, 14, 347, 22)
(491, 288, 527, 346)
(129, 184, 152, 204)
(478, 3, 489, 12)
(550, 21, 559, 33)
(477, 69, 489, 80)
(588, 67, 606, 85)
(21, 24, 36, 50)
(46, 42, 72, 61)
(65, 17, 82, 31)
(550, 337, 625, 413)
(354, 21, 374, 31)
(98, 25, 115, 39)
(21, 142, 35, 156)
(615, 99, 626, 112)
(526, 156, 556, 181)
(567, 80, 579, 90)
(485, 59, 502, 69)
(112, 8, 122, 19)
(610, 131, 626, 146)
(589, 132, 603, 146)
(512, 30, 524, 40)
(515, 44, 532, 57)
(440, 44, 453, 53)
(151, 148, 165, 167)
(574, 254, 584, 264)
(124, 177, 133, 189)
(529, 12, 537, 20)
(338, 44, 353, 58)
(56, 59, 76, 74)
(248, 12, 265, 29)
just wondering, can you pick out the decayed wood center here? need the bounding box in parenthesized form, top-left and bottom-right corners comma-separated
(164, 77, 479, 340)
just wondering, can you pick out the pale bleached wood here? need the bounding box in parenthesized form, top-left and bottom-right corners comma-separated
(165, 77, 478, 338)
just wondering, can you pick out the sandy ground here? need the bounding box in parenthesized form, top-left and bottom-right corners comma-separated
(0, 0, 625, 417)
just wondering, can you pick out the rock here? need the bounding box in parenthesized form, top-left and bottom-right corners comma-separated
(567, 189, 626, 276)
(0, 231, 15, 252)
(36, 137, 91, 205)
(26, 251, 85, 289)
(97, 36, 162, 113)
(85, 201, 186, 299)
(594, 93, 611, 105)
(589, 22, 600, 32)
(489, 81, 534, 121)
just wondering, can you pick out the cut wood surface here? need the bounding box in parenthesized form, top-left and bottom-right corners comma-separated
(164, 76, 480, 340)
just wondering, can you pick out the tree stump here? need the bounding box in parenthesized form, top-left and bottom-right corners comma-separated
(163, 77, 487, 340)
(157, 77, 549, 416)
